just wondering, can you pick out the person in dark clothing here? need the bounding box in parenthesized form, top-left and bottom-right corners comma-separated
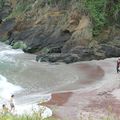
(117, 58, 120, 73)
(9, 94, 15, 113)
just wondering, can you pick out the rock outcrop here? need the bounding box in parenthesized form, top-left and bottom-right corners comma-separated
(0, 0, 120, 63)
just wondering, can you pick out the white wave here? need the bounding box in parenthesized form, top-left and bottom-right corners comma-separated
(0, 49, 24, 62)
(0, 49, 23, 55)
(0, 75, 23, 100)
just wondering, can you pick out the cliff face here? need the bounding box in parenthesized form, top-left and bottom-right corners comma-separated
(0, 0, 120, 63)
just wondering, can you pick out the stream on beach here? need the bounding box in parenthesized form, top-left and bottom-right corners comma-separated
(0, 42, 119, 119)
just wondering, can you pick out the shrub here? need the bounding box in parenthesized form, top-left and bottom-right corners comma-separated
(12, 41, 27, 50)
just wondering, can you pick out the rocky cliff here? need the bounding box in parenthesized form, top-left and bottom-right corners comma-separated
(0, 0, 120, 63)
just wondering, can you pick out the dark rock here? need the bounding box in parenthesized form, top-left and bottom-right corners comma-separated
(99, 44, 120, 57)
(70, 46, 95, 61)
(0, 7, 12, 18)
(0, 18, 16, 42)
(37, 45, 120, 64)
(11, 27, 71, 53)
(108, 36, 120, 48)
(0, 18, 16, 34)
(48, 47, 62, 53)
(36, 53, 80, 64)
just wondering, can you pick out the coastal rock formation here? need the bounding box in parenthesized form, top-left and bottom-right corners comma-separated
(0, 0, 120, 63)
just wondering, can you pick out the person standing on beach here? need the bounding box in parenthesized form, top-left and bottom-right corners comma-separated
(9, 94, 15, 113)
(117, 58, 120, 73)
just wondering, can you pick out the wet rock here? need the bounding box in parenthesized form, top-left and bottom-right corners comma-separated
(36, 53, 80, 64)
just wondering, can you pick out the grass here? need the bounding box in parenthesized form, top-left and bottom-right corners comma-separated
(0, 106, 55, 120)
(0, 113, 56, 120)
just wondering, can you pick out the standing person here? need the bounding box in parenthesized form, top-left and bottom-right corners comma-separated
(117, 58, 120, 73)
(9, 94, 15, 113)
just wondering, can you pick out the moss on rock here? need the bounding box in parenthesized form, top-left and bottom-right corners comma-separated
(12, 41, 27, 50)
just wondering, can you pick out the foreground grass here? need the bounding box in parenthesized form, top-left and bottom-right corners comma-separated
(0, 113, 56, 120)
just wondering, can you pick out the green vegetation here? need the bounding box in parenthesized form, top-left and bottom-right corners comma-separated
(35, 0, 118, 35)
(84, 0, 107, 36)
(14, 1, 32, 13)
(5, 0, 120, 36)
(0, 113, 119, 120)
(0, 114, 56, 120)
(108, 1, 120, 22)
(49, 0, 120, 36)
(12, 41, 27, 50)
(84, 0, 120, 35)
(6, 1, 32, 19)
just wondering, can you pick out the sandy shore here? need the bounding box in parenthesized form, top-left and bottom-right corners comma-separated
(41, 59, 120, 120)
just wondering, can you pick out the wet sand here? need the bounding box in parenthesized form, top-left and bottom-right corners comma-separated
(42, 60, 120, 120)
